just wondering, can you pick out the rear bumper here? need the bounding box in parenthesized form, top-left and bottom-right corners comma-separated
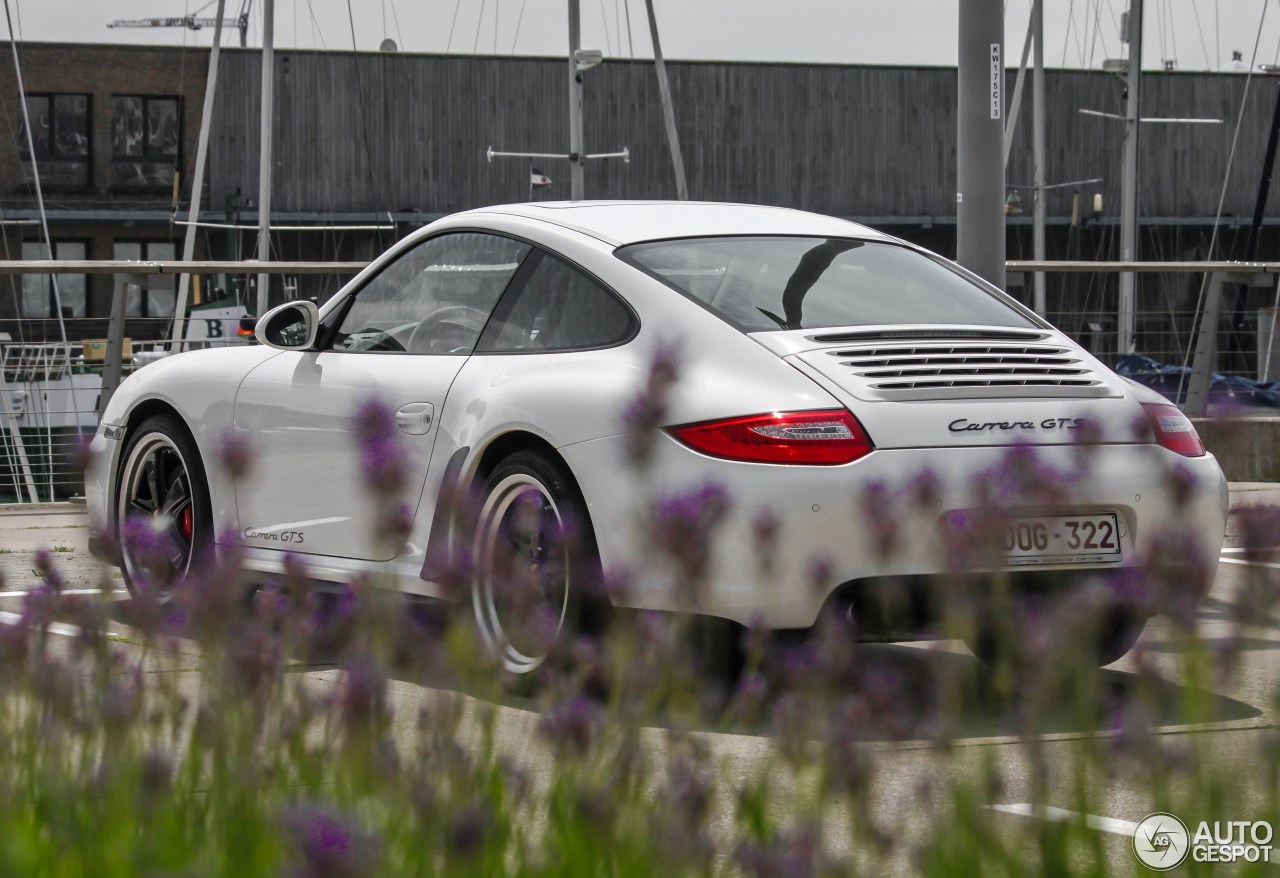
(561, 435, 1228, 629)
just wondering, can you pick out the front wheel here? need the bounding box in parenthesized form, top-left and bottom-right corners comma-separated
(115, 415, 213, 599)
(471, 450, 603, 677)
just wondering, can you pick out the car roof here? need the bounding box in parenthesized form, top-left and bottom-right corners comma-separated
(461, 201, 895, 247)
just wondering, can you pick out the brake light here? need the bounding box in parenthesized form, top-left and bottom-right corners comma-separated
(1141, 402, 1205, 457)
(670, 410, 874, 465)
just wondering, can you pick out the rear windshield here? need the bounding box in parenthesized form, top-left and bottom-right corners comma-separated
(618, 236, 1035, 332)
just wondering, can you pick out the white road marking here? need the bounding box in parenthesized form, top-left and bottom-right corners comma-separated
(989, 803, 1138, 837)
(0, 588, 128, 598)
(0, 610, 121, 639)
(1220, 557, 1280, 570)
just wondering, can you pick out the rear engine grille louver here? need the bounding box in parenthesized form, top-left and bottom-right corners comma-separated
(829, 341, 1110, 400)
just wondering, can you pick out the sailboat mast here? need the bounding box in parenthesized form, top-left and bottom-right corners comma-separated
(172, 0, 228, 350)
(644, 0, 688, 200)
(257, 0, 275, 317)
(1118, 0, 1143, 355)
(568, 0, 584, 200)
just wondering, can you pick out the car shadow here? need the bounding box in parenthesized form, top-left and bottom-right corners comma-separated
(100, 595, 1263, 745)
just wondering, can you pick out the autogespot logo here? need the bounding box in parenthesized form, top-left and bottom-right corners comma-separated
(1133, 813, 1190, 870)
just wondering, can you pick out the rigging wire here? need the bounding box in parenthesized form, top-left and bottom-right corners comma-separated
(3, 0, 66, 348)
(494, 0, 500, 53)
(599, 0, 614, 56)
(1177, 0, 1269, 389)
(1096, 0, 1113, 65)
(388, 0, 404, 49)
(1086, 0, 1106, 70)
(1154, 0, 1166, 65)
(473, 0, 486, 54)
(1189, 0, 1212, 68)
(510, 0, 527, 53)
(305, 0, 326, 49)
(1061, 0, 1077, 67)
(446, 0, 462, 53)
(623, 0, 634, 58)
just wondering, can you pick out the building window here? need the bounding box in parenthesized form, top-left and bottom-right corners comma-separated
(114, 240, 177, 318)
(111, 96, 181, 190)
(17, 94, 91, 189)
(21, 240, 88, 319)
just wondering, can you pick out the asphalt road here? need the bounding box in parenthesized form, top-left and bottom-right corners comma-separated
(1, 486, 1277, 872)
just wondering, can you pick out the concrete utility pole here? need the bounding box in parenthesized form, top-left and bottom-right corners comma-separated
(1118, 0, 1143, 354)
(568, 0, 585, 200)
(1031, 0, 1046, 314)
(956, 0, 1006, 289)
(256, 0, 275, 318)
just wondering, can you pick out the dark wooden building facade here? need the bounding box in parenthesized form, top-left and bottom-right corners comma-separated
(4, 42, 1280, 354)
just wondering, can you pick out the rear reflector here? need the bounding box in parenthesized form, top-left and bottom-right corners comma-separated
(670, 410, 874, 465)
(1141, 402, 1206, 457)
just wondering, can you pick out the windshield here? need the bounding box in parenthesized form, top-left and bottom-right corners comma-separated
(618, 236, 1036, 332)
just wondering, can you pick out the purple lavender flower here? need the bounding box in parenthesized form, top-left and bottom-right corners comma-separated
(646, 482, 731, 598)
(281, 803, 379, 878)
(32, 547, 66, 594)
(623, 342, 682, 466)
(446, 803, 493, 860)
(735, 826, 820, 878)
(751, 508, 781, 576)
(215, 429, 254, 480)
(538, 695, 600, 756)
(352, 399, 410, 498)
(337, 655, 389, 733)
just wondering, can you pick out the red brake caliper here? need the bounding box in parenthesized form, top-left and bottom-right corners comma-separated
(181, 505, 193, 540)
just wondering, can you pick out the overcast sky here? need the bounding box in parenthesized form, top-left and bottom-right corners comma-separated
(5, 0, 1279, 71)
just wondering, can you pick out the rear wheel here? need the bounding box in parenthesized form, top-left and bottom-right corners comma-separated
(471, 450, 604, 677)
(115, 415, 212, 599)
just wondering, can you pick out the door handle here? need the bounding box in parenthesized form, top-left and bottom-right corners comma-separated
(395, 402, 435, 435)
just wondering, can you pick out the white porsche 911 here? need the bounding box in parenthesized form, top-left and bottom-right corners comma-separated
(86, 202, 1228, 673)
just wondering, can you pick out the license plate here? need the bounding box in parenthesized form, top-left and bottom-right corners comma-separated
(999, 513, 1122, 566)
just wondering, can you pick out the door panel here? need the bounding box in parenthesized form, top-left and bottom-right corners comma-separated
(232, 232, 530, 561)
(233, 351, 462, 561)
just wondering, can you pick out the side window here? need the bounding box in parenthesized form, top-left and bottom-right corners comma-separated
(480, 252, 636, 353)
(330, 233, 529, 354)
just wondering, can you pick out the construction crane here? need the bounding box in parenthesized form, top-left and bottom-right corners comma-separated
(108, 0, 252, 48)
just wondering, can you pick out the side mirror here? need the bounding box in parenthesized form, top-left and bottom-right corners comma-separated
(256, 301, 320, 350)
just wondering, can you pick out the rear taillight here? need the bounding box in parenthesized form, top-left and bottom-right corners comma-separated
(1141, 402, 1205, 457)
(670, 410, 874, 465)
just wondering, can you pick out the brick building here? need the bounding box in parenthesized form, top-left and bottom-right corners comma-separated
(0, 43, 210, 342)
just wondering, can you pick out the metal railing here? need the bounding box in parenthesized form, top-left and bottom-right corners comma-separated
(0, 258, 1273, 504)
(0, 260, 366, 503)
(1008, 260, 1280, 416)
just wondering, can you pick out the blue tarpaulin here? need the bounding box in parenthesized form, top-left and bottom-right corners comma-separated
(1114, 354, 1280, 408)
